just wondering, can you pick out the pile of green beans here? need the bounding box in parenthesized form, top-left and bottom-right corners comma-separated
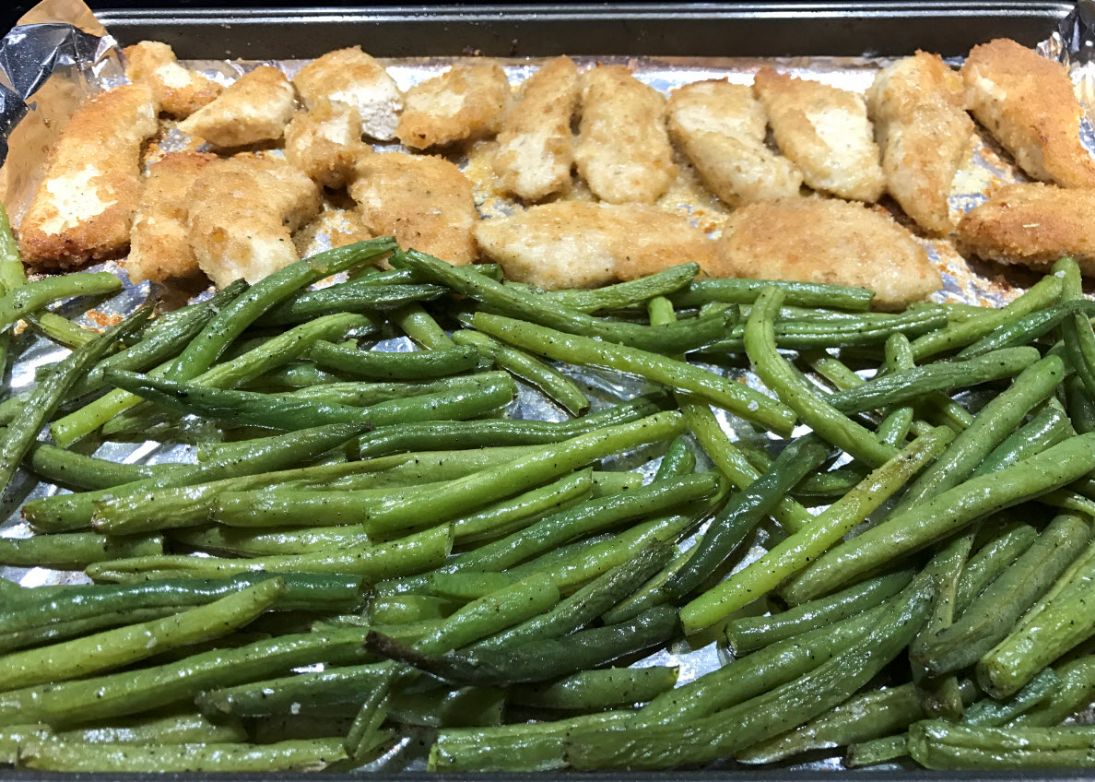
(2, 226, 1095, 773)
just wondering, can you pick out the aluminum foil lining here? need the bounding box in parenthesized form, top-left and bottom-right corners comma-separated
(2, 0, 1095, 772)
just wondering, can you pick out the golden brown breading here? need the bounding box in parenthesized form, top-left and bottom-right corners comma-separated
(177, 66, 295, 148)
(492, 56, 580, 201)
(127, 152, 217, 284)
(713, 198, 941, 309)
(574, 66, 676, 204)
(867, 52, 973, 234)
(753, 68, 885, 202)
(18, 84, 158, 269)
(349, 152, 478, 265)
(284, 99, 366, 188)
(186, 154, 321, 287)
(123, 41, 222, 119)
(962, 38, 1095, 189)
(956, 183, 1095, 271)
(667, 79, 802, 206)
(396, 62, 510, 150)
(474, 202, 717, 289)
(293, 46, 402, 141)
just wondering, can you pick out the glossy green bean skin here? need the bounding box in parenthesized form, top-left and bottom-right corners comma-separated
(964, 668, 1058, 727)
(258, 282, 442, 325)
(745, 287, 895, 465)
(510, 667, 679, 710)
(26, 311, 96, 348)
(170, 525, 369, 556)
(907, 721, 1095, 770)
(197, 664, 392, 718)
(451, 470, 595, 543)
(56, 711, 247, 745)
(973, 401, 1074, 478)
(958, 300, 1095, 359)
(1015, 655, 1095, 727)
(955, 521, 1038, 613)
(542, 264, 698, 312)
(785, 433, 1095, 601)
(670, 277, 873, 310)
(846, 734, 910, 767)
(309, 340, 479, 379)
(0, 272, 122, 331)
(0, 531, 162, 568)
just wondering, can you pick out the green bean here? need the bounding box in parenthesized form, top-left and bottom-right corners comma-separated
(510, 667, 679, 711)
(309, 340, 479, 379)
(171, 525, 369, 556)
(452, 329, 589, 416)
(541, 264, 698, 313)
(0, 579, 284, 691)
(0, 272, 122, 332)
(429, 572, 518, 601)
(973, 401, 1075, 478)
(1057, 258, 1095, 400)
(392, 302, 454, 349)
(197, 664, 392, 718)
(1067, 373, 1095, 434)
(745, 287, 895, 465)
(244, 361, 342, 390)
(670, 277, 873, 311)
(959, 301, 1095, 359)
(846, 734, 909, 767)
(20, 737, 348, 772)
(472, 312, 794, 434)
(0, 531, 162, 569)
(725, 569, 915, 655)
(907, 720, 1095, 770)
(916, 514, 1091, 676)
(664, 435, 830, 603)
(0, 204, 26, 382)
(57, 711, 247, 745)
(875, 331, 915, 445)
(400, 249, 734, 354)
(26, 311, 97, 348)
(566, 577, 932, 769)
(964, 668, 1059, 727)
(0, 725, 52, 765)
(689, 426, 950, 625)
(978, 542, 1095, 698)
(372, 594, 458, 623)
(784, 433, 1095, 602)
(86, 524, 452, 584)
(0, 302, 151, 493)
(0, 627, 369, 727)
(955, 521, 1038, 613)
(257, 282, 441, 325)
(0, 609, 174, 654)
(452, 470, 595, 543)
(1015, 655, 1095, 727)
(276, 371, 508, 410)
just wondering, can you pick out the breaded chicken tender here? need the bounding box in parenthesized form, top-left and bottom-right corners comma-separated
(178, 66, 295, 148)
(397, 62, 510, 150)
(349, 152, 478, 265)
(575, 66, 676, 204)
(962, 38, 1095, 189)
(293, 47, 402, 142)
(284, 99, 365, 188)
(667, 79, 802, 206)
(475, 202, 717, 289)
(868, 52, 974, 234)
(187, 154, 320, 286)
(956, 183, 1095, 272)
(127, 152, 217, 284)
(714, 198, 941, 309)
(492, 56, 580, 202)
(18, 84, 158, 269)
(753, 68, 885, 202)
(124, 41, 222, 119)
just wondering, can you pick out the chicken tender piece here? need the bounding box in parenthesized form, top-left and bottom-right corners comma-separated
(127, 152, 217, 284)
(868, 52, 974, 234)
(124, 41, 222, 119)
(397, 62, 509, 150)
(475, 202, 717, 289)
(714, 199, 941, 309)
(957, 183, 1095, 272)
(753, 68, 885, 202)
(349, 153, 477, 265)
(492, 56, 579, 201)
(284, 99, 365, 188)
(178, 66, 295, 148)
(293, 47, 402, 141)
(962, 39, 1095, 189)
(667, 79, 802, 206)
(18, 84, 158, 269)
(575, 66, 676, 204)
(187, 154, 321, 287)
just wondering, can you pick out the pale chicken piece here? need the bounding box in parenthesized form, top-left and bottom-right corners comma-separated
(177, 66, 295, 148)
(474, 202, 717, 289)
(753, 68, 885, 202)
(714, 198, 941, 309)
(186, 154, 321, 286)
(284, 99, 365, 188)
(492, 56, 580, 201)
(868, 52, 974, 234)
(667, 79, 802, 206)
(123, 41, 222, 119)
(127, 152, 218, 284)
(18, 84, 158, 269)
(574, 66, 676, 204)
(962, 38, 1095, 189)
(957, 183, 1095, 272)
(396, 62, 510, 150)
(293, 46, 403, 141)
(348, 152, 478, 265)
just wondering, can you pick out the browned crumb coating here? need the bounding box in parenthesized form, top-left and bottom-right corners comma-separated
(178, 66, 295, 148)
(397, 62, 510, 150)
(123, 41, 222, 119)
